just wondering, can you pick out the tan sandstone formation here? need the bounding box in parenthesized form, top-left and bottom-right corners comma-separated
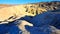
(0, 4, 47, 24)
(0, 1, 60, 24)
(0, 5, 34, 23)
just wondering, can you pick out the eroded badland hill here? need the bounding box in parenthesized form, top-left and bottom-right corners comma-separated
(0, 1, 60, 34)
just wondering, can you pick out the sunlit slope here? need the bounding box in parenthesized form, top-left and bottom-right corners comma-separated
(0, 5, 34, 22)
(0, 1, 60, 22)
(0, 4, 47, 22)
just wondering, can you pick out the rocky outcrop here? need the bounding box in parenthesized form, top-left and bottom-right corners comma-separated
(23, 1, 60, 15)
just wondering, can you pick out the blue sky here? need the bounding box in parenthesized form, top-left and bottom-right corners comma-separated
(0, 0, 60, 4)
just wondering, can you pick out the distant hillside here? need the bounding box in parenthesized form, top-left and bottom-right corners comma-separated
(0, 4, 13, 8)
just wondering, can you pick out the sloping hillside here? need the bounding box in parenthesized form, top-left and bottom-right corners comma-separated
(0, 1, 60, 22)
(0, 1, 60, 34)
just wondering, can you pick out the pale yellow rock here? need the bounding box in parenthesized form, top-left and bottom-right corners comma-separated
(24, 4, 47, 15)
(0, 4, 47, 23)
(0, 5, 34, 22)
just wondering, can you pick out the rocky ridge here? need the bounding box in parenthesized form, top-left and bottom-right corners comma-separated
(0, 1, 60, 34)
(0, 1, 60, 23)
